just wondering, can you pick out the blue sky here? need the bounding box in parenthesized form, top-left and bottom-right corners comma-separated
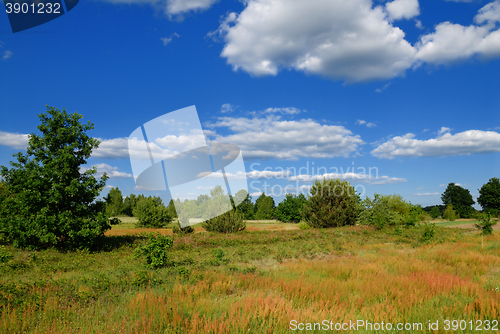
(1, 0, 499, 208)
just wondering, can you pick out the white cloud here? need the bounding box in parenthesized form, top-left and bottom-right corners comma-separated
(375, 83, 391, 93)
(98, 0, 217, 16)
(264, 107, 302, 115)
(207, 115, 364, 160)
(161, 33, 179, 46)
(413, 192, 440, 196)
(356, 119, 377, 127)
(415, 19, 423, 29)
(166, 0, 218, 15)
(438, 126, 451, 135)
(93, 137, 177, 159)
(386, 0, 420, 21)
(0, 131, 29, 149)
(197, 170, 291, 180)
(161, 37, 173, 46)
(221, 103, 234, 113)
(288, 172, 407, 185)
(372, 129, 500, 159)
(216, 0, 417, 83)
(2, 50, 13, 60)
(82, 163, 133, 179)
(416, 1, 500, 64)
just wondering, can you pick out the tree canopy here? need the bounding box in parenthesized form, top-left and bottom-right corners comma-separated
(254, 193, 275, 220)
(274, 193, 307, 223)
(441, 183, 475, 218)
(477, 177, 500, 217)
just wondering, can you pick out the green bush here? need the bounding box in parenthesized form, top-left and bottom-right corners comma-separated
(202, 209, 246, 233)
(275, 193, 307, 223)
(358, 194, 412, 229)
(0, 246, 13, 263)
(421, 223, 435, 243)
(430, 206, 441, 219)
(475, 213, 497, 235)
(443, 204, 458, 221)
(172, 222, 194, 234)
(298, 222, 311, 230)
(134, 233, 174, 269)
(302, 179, 359, 228)
(133, 197, 172, 228)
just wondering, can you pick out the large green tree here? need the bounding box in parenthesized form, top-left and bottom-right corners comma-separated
(105, 187, 124, 217)
(441, 183, 475, 218)
(274, 193, 307, 223)
(0, 106, 111, 249)
(477, 177, 500, 217)
(234, 189, 254, 220)
(254, 193, 275, 220)
(303, 179, 359, 228)
(133, 196, 172, 228)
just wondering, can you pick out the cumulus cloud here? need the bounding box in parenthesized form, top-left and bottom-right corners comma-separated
(82, 163, 133, 179)
(216, 0, 417, 83)
(93, 137, 174, 159)
(372, 129, 500, 159)
(264, 107, 302, 115)
(166, 0, 218, 15)
(0, 131, 29, 149)
(288, 172, 407, 185)
(413, 192, 440, 196)
(197, 170, 291, 180)
(385, 0, 420, 21)
(416, 1, 500, 64)
(98, 0, 218, 16)
(207, 115, 364, 160)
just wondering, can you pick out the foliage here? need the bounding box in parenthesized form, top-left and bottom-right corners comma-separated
(358, 194, 415, 229)
(441, 183, 475, 218)
(134, 233, 174, 269)
(213, 247, 226, 262)
(303, 179, 359, 228)
(406, 204, 426, 226)
(122, 194, 139, 217)
(105, 187, 124, 217)
(478, 177, 500, 218)
(0, 245, 13, 263)
(172, 222, 194, 234)
(298, 222, 311, 230)
(442, 204, 458, 221)
(234, 190, 255, 220)
(0, 106, 110, 250)
(421, 223, 435, 243)
(0, 222, 488, 333)
(166, 199, 178, 218)
(202, 208, 245, 233)
(254, 193, 275, 220)
(430, 206, 441, 219)
(475, 213, 497, 235)
(274, 193, 307, 223)
(133, 196, 172, 228)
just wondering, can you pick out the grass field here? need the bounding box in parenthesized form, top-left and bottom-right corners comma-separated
(1, 222, 499, 333)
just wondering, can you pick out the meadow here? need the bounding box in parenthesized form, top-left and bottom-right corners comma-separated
(0, 220, 499, 333)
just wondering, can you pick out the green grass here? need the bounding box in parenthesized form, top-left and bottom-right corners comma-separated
(434, 220, 481, 227)
(1, 223, 499, 333)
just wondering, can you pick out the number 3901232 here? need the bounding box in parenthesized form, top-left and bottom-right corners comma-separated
(443, 320, 499, 331)
(5, 2, 61, 14)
